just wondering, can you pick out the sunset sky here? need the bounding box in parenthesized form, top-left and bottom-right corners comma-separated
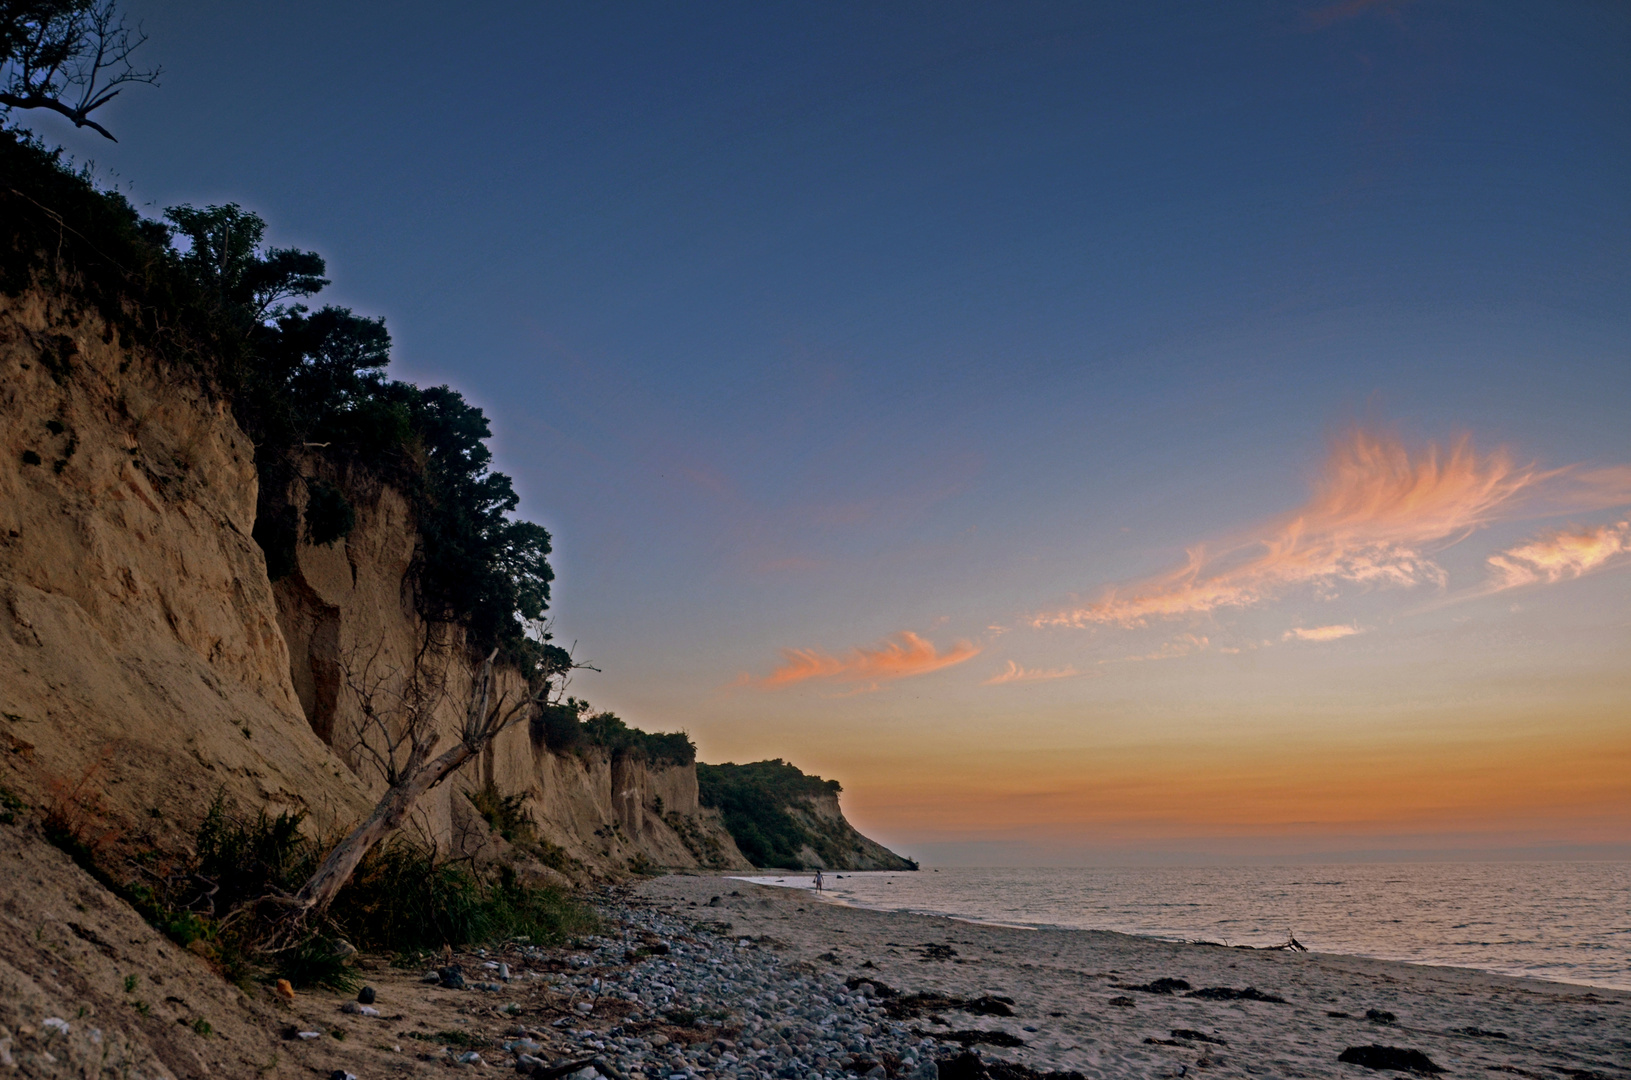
(52, 1, 1630, 861)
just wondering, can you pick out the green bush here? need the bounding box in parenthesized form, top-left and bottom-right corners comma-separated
(530, 699, 695, 766)
(696, 760, 842, 870)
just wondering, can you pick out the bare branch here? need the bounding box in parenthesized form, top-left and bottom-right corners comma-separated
(1, 1, 160, 141)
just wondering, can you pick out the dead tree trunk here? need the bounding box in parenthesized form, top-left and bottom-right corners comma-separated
(290, 737, 477, 916)
(286, 649, 528, 921)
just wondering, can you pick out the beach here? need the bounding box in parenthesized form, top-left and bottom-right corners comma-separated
(229, 871, 1630, 1080)
(628, 874, 1629, 1079)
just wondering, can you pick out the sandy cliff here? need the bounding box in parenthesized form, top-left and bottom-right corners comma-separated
(0, 286, 746, 875)
(786, 790, 917, 871)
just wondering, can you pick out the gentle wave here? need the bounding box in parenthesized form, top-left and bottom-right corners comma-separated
(733, 863, 1631, 991)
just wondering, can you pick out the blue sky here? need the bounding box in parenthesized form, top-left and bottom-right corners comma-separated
(46, 1, 1631, 860)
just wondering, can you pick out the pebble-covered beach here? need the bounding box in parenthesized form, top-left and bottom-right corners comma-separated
(260, 873, 1630, 1080)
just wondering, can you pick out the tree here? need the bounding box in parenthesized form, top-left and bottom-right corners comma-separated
(1, 0, 159, 141)
(164, 203, 329, 322)
(284, 631, 577, 921)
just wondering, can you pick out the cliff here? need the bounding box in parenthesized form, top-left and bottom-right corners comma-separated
(270, 467, 750, 875)
(0, 283, 747, 879)
(698, 759, 917, 871)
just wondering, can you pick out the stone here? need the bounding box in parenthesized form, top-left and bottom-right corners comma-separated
(358, 986, 376, 1005)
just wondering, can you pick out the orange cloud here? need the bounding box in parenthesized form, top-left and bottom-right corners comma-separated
(1035, 430, 1622, 629)
(745, 631, 980, 689)
(982, 661, 1081, 686)
(1283, 624, 1363, 642)
(1487, 521, 1631, 590)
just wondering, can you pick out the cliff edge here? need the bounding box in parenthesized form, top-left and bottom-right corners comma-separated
(699, 759, 917, 871)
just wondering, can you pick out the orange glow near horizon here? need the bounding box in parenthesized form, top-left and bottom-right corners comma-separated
(706, 426, 1631, 856)
(835, 725, 1631, 847)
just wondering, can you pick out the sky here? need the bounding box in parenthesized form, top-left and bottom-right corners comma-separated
(40, 0, 1631, 863)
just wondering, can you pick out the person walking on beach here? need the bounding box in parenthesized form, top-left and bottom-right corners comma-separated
(813, 869, 824, 892)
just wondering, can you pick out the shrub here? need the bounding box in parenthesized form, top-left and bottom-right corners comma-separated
(696, 760, 842, 870)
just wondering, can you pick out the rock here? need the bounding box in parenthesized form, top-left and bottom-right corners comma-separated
(1365, 1009, 1397, 1025)
(423, 970, 442, 983)
(866, 1067, 887, 1079)
(575, 1000, 594, 1013)
(330, 1072, 357, 1080)
(440, 966, 466, 989)
(1336, 1045, 1444, 1073)
(358, 986, 376, 1004)
(500, 962, 513, 980)
(41, 1018, 69, 1037)
(457, 1049, 484, 1064)
(909, 1061, 939, 1080)
(297, 1031, 322, 1040)
(1107, 996, 1136, 1007)
(275, 979, 296, 1001)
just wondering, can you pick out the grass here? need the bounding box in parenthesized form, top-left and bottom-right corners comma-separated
(39, 782, 596, 991)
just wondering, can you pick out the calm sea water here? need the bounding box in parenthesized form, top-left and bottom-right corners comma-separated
(733, 863, 1631, 992)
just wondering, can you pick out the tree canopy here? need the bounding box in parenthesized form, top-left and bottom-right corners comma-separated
(159, 202, 559, 668)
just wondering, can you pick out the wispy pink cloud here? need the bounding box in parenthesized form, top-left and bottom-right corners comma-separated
(982, 661, 1081, 686)
(1486, 521, 1631, 591)
(1283, 624, 1363, 642)
(741, 631, 981, 690)
(1036, 430, 1631, 630)
(1110, 633, 1211, 663)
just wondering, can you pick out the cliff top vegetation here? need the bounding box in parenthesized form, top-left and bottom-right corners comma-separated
(697, 759, 842, 869)
(0, 125, 561, 672)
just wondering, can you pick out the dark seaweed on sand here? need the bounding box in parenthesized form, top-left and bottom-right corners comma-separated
(1185, 986, 1287, 1003)
(1336, 1045, 1445, 1074)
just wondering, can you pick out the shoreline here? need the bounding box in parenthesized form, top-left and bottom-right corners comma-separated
(142, 870, 1629, 1080)
(724, 867, 1631, 995)
(634, 872, 1630, 1080)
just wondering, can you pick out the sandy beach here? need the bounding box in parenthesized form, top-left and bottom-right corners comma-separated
(211, 870, 1628, 1080)
(634, 874, 1629, 1080)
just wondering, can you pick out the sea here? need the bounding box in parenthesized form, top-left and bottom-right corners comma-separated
(731, 863, 1631, 992)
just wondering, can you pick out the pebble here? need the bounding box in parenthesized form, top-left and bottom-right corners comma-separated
(488, 897, 977, 1080)
(358, 985, 376, 1004)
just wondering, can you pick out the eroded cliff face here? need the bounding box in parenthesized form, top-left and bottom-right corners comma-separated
(0, 286, 746, 877)
(787, 792, 917, 871)
(267, 459, 750, 875)
(0, 290, 373, 851)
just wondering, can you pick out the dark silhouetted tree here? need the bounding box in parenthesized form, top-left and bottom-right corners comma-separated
(1, 0, 159, 141)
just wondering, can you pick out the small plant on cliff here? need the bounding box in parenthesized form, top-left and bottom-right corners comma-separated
(466, 781, 537, 847)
